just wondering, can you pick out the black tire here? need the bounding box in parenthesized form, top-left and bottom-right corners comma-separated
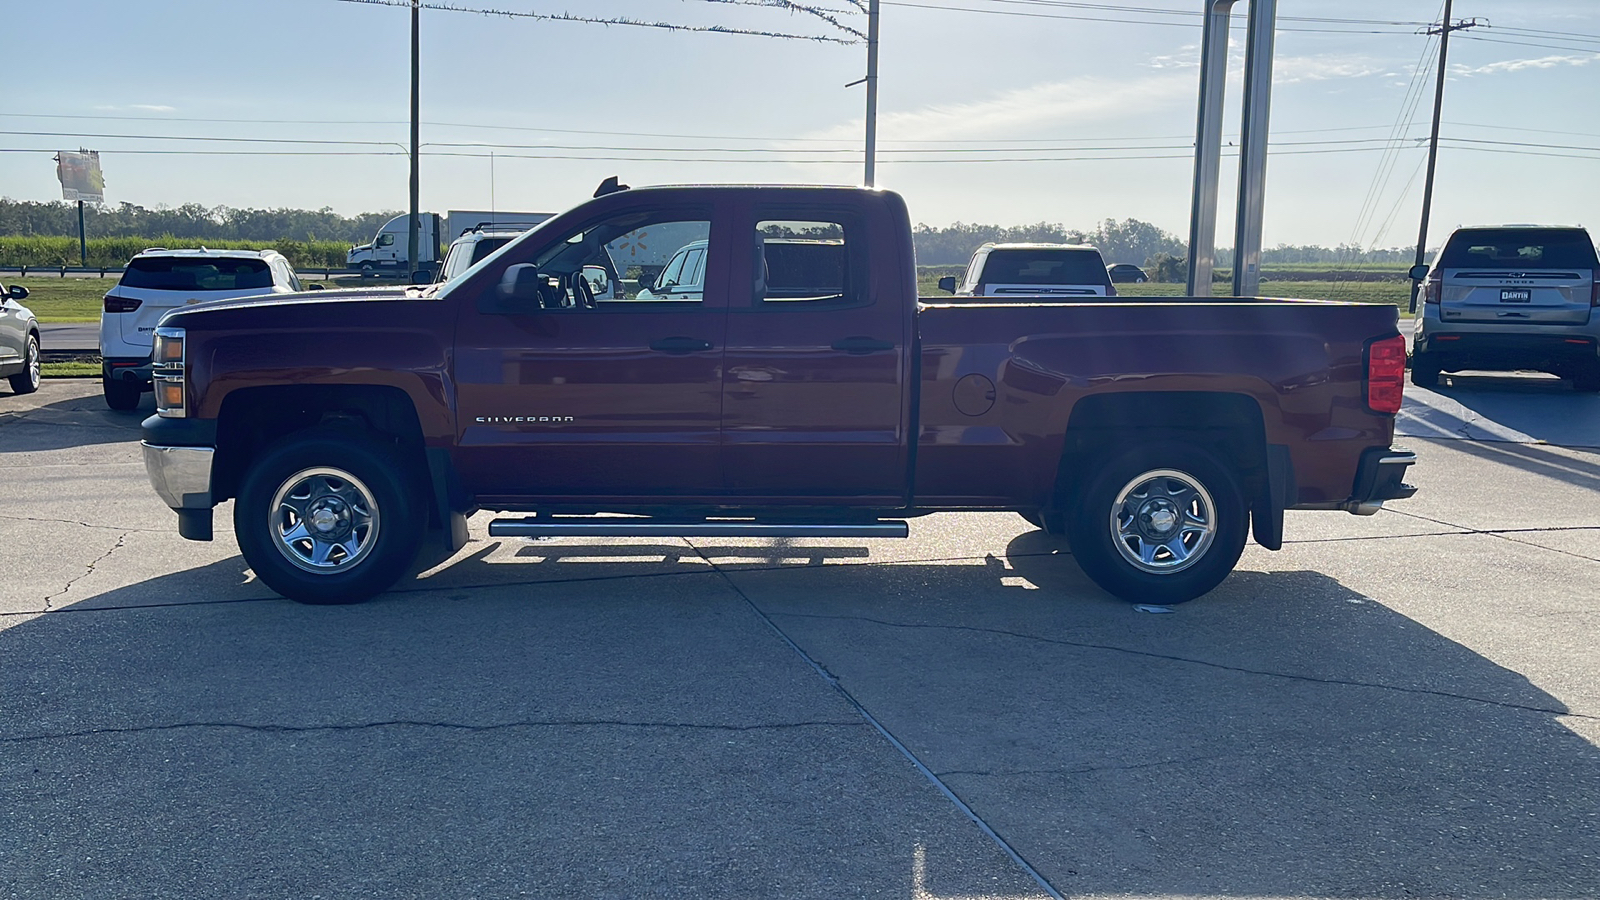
(8, 335, 40, 394)
(235, 427, 426, 605)
(1410, 353, 1440, 389)
(103, 376, 142, 411)
(1066, 443, 1248, 604)
(359, 262, 376, 279)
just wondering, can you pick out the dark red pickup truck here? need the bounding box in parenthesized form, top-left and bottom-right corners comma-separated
(139, 184, 1415, 605)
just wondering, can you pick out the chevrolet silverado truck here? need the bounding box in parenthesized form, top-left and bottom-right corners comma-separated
(140, 184, 1416, 606)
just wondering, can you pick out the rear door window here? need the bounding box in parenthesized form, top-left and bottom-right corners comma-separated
(120, 258, 275, 291)
(1441, 229, 1599, 269)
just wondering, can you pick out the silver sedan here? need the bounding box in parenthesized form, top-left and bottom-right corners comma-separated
(0, 281, 41, 395)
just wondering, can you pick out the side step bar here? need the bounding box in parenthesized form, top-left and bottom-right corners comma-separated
(487, 519, 910, 539)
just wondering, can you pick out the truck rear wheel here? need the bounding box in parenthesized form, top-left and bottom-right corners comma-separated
(235, 428, 425, 605)
(1067, 444, 1247, 605)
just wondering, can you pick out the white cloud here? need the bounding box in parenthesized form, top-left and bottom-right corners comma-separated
(1453, 53, 1600, 76)
(800, 73, 1194, 144)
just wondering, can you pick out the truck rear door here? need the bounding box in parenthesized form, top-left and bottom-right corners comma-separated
(718, 198, 910, 504)
(451, 202, 729, 501)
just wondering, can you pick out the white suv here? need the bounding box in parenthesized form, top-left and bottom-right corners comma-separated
(100, 248, 302, 410)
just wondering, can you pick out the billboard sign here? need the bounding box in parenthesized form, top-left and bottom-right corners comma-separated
(56, 150, 105, 203)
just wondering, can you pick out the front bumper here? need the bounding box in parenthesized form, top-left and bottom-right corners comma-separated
(142, 442, 214, 509)
(1343, 448, 1418, 515)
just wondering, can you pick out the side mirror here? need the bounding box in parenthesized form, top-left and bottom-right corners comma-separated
(6, 284, 29, 301)
(581, 265, 610, 297)
(411, 269, 434, 284)
(937, 276, 957, 294)
(307, 282, 325, 291)
(487, 263, 546, 313)
(1408, 264, 1430, 281)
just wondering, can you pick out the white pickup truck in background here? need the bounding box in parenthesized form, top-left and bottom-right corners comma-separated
(937, 242, 1115, 298)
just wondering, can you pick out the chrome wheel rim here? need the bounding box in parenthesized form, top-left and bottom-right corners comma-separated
(25, 339, 38, 388)
(1109, 468, 1217, 574)
(269, 467, 381, 575)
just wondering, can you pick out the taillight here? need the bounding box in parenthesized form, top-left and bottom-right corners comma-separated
(1367, 335, 1406, 415)
(104, 294, 141, 312)
(1423, 278, 1440, 305)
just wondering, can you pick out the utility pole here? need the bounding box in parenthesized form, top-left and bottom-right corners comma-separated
(408, 0, 421, 282)
(863, 0, 880, 187)
(1409, 3, 1485, 312)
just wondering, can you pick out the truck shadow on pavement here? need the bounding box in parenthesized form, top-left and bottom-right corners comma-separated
(0, 389, 147, 452)
(3, 540, 1597, 898)
(1402, 371, 1600, 449)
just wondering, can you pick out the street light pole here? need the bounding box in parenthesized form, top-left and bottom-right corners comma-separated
(408, 0, 421, 281)
(863, 0, 879, 187)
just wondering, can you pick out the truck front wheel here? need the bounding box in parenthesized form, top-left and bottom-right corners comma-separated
(1067, 444, 1248, 605)
(235, 428, 425, 605)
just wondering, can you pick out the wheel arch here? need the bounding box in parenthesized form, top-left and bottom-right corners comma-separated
(213, 383, 443, 526)
(1053, 391, 1286, 548)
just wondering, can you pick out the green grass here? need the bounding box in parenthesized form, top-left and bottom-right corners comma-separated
(42, 361, 102, 377)
(10, 277, 116, 322)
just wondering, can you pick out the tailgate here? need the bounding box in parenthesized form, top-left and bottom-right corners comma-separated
(1441, 268, 1593, 325)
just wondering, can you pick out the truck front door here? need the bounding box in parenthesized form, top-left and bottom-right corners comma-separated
(451, 204, 728, 502)
(719, 202, 910, 504)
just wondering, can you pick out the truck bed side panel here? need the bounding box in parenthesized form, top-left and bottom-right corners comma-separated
(913, 299, 1400, 508)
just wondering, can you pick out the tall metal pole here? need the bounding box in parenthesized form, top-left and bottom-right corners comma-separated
(77, 200, 88, 267)
(1231, 0, 1276, 297)
(408, 0, 421, 281)
(863, 0, 880, 187)
(1185, 1, 1236, 297)
(1410, 0, 1472, 313)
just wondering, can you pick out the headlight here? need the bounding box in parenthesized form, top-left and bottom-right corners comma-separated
(152, 326, 186, 418)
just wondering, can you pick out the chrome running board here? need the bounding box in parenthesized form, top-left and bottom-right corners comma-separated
(487, 519, 909, 539)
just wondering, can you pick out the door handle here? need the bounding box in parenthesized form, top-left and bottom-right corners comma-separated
(831, 336, 895, 354)
(650, 336, 714, 354)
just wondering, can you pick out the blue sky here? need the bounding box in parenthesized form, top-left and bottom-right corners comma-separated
(2, 0, 1596, 247)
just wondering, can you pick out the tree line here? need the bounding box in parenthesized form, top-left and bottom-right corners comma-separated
(0, 199, 398, 246)
(1, 198, 1417, 272)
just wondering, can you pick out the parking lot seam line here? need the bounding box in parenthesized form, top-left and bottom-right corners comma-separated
(768, 612, 1597, 722)
(936, 754, 1236, 780)
(1390, 510, 1600, 563)
(41, 530, 130, 612)
(0, 718, 869, 746)
(1280, 530, 1469, 544)
(690, 547, 1068, 900)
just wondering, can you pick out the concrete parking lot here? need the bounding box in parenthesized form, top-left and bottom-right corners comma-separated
(3, 377, 1598, 899)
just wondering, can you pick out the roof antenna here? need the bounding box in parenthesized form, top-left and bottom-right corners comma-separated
(593, 176, 630, 198)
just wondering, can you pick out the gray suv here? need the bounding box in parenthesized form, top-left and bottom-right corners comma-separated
(1411, 226, 1600, 391)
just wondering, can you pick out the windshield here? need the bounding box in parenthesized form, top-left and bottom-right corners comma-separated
(981, 249, 1109, 285)
(436, 230, 538, 296)
(120, 257, 274, 291)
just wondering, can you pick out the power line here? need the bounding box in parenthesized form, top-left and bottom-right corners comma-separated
(334, 0, 861, 43)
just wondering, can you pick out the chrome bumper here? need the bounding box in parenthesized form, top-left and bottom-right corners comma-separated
(142, 442, 214, 510)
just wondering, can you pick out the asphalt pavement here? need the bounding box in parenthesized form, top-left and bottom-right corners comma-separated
(2, 377, 1598, 899)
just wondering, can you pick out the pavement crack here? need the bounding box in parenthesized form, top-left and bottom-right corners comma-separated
(41, 530, 130, 611)
(1, 718, 866, 745)
(770, 611, 1598, 722)
(0, 512, 164, 533)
